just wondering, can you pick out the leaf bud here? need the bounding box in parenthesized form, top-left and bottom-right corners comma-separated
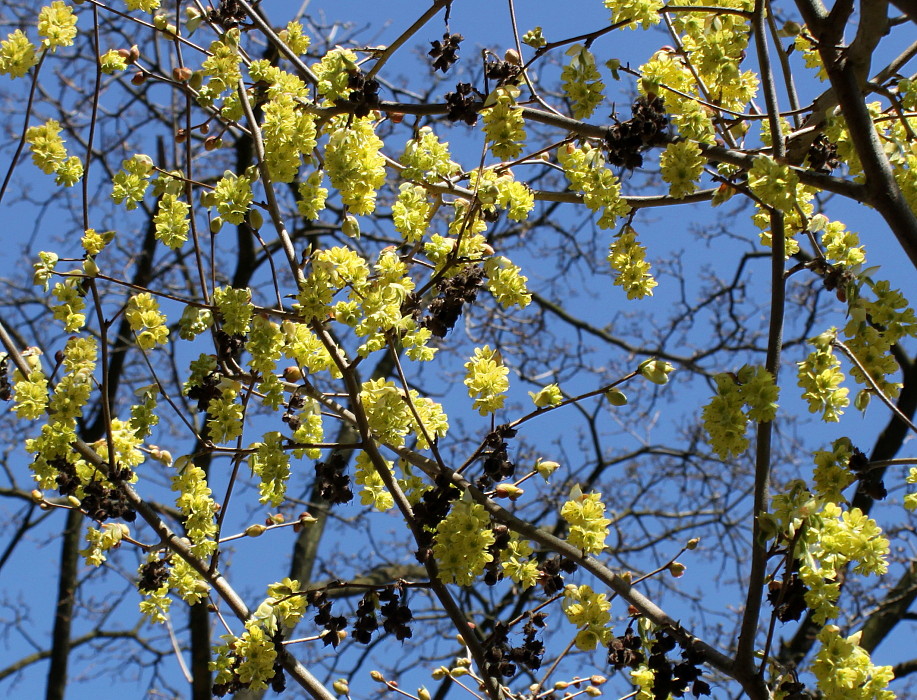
(204, 137, 222, 151)
(590, 676, 607, 685)
(370, 670, 385, 683)
(131, 71, 146, 85)
(332, 679, 349, 695)
(128, 45, 140, 62)
(244, 524, 267, 537)
(854, 389, 871, 411)
(668, 561, 686, 578)
(554, 681, 570, 690)
(585, 686, 601, 697)
(210, 217, 223, 234)
(173, 66, 192, 82)
(299, 512, 317, 525)
(67, 495, 82, 508)
(152, 14, 168, 30)
(31, 489, 44, 503)
(686, 537, 700, 550)
(418, 688, 431, 700)
(504, 48, 521, 66)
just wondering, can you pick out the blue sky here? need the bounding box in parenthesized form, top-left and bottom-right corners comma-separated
(2, 1, 917, 699)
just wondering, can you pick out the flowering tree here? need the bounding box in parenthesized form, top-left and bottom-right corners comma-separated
(1, 0, 917, 699)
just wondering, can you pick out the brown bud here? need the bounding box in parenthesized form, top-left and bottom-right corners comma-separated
(173, 66, 193, 82)
(131, 71, 146, 85)
(388, 112, 404, 124)
(128, 45, 140, 63)
(283, 365, 303, 382)
(117, 48, 131, 60)
(175, 128, 187, 143)
(204, 137, 222, 151)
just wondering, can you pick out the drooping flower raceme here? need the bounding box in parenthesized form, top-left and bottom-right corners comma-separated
(607, 226, 657, 299)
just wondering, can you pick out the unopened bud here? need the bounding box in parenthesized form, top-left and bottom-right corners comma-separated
(67, 495, 82, 508)
(282, 366, 303, 382)
(418, 688, 431, 700)
(342, 215, 360, 239)
(299, 512, 317, 525)
(210, 217, 223, 234)
(388, 112, 404, 123)
(31, 489, 44, 503)
(173, 66, 192, 82)
(128, 45, 140, 62)
(332, 679, 349, 695)
(554, 681, 570, 690)
(504, 48, 521, 65)
(131, 71, 146, 85)
(494, 483, 524, 500)
(535, 459, 560, 480)
(686, 537, 700, 550)
(247, 208, 263, 230)
(82, 257, 99, 277)
(638, 358, 674, 385)
(668, 561, 686, 578)
(370, 670, 385, 683)
(245, 524, 267, 537)
(590, 676, 607, 686)
(585, 686, 601, 697)
(605, 388, 627, 406)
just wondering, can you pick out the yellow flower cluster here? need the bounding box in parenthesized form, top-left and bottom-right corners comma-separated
(562, 584, 612, 650)
(25, 119, 83, 186)
(607, 227, 657, 300)
(659, 140, 705, 199)
(798, 330, 849, 422)
(463, 345, 509, 416)
(558, 143, 631, 229)
(126, 292, 169, 349)
(37, 1, 78, 51)
(561, 45, 605, 120)
(702, 365, 779, 459)
(433, 493, 495, 586)
(482, 86, 526, 160)
(0, 30, 38, 78)
(248, 431, 291, 506)
(325, 116, 386, 215)
(560, 487, 610, 554)
(172, 461, 218, 557)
